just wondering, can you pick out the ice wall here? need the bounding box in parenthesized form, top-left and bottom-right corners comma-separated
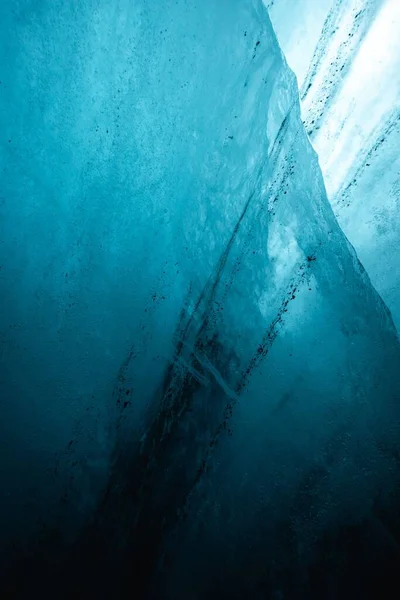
(268, 0, 400, 330)
(1, 0, 399, 598)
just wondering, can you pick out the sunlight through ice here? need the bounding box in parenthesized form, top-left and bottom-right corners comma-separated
(313, 0, 400, 198)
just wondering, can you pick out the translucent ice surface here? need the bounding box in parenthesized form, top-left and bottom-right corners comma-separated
(268, 0, 400, 329)
(0, 1, 399, 598)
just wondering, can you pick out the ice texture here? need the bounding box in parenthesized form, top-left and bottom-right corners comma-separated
(268, 0, 400, 330)
(0, 0, 399, 598)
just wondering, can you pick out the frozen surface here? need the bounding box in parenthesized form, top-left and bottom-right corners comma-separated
(0, 1, 399, 598)
(268, 0, 400, 329)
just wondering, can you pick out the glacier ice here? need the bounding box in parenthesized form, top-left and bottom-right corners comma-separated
(268, 0, 400, 330)
(0, 0, 399, 598)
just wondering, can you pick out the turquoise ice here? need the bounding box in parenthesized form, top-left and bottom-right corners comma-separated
(0, 1, 399, 598)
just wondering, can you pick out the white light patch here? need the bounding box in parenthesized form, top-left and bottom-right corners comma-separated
(313, 0, 400, 197)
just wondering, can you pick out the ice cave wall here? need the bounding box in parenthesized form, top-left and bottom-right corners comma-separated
(0, 0, 400, 597)
(267, 0, 400, 330)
